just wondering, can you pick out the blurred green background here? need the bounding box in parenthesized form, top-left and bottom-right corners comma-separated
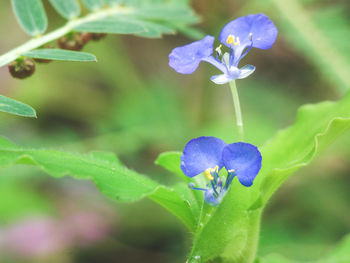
(0, 0, 349, 262)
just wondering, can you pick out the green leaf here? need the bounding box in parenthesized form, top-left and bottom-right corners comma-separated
(74, 17, 146, 34)
(23, 49, 97, 62)
(261, 234, 350, 263)
(48, 0, 81, 19)
(0, 95, 36, 118)
(82, 0, 105, 11)
(188, 92, 350, 262)
(257, 93, 350, 204)
(0, 139, 197, 231)
(11, 0, 48, 36)
(155, 151, 184, 179)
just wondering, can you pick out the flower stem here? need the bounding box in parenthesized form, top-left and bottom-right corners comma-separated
(0, 5, 132, 67)
(229, 80, 244, 141)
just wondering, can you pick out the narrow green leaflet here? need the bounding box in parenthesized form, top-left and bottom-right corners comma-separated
(134, 6, 199, 24)
(11, 0, 47, 36)
(261, 233, 350, 263)
(123, 0, 190, 7)
(0, 95, 36, 118)
(74, 17, 146, 34)
(23, 49, 97, 62)
(135, 21, 175, 38)
(0, 137, 197, 231)
(82, 0, 105, 11)
(48, 0, 80, 19)
(104, 0, 120, 5)
(172, 24, 206, 40)
(187, 91, 350, 263)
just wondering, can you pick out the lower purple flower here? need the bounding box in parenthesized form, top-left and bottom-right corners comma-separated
(181, 136, 262, 206)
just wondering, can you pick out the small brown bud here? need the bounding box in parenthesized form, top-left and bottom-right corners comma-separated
(8, 58, 36, 79)
(58, 33, 84, 51)
(90, 33, 107, 41)
(80, 32, 92, 44)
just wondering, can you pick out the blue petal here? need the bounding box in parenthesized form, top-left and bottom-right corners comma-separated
(210, 74, 232, 85)
(219, 14, 278, 50)
(238, 65, 255, 79)
(222, 142, 262, 186)
(210, 64, 254, 84)
(181, 136, 227, 177)
(169, 35, 215, 74)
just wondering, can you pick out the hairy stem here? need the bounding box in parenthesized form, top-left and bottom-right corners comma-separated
(0, 5, 132, 67)
(229, 80, 244, 141)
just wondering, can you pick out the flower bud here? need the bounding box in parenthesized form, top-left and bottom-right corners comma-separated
(90, 33, 107, 41)
(8, 58, 35, 79)
(80, 32, 92, 45)
(58, 32, 85, 51)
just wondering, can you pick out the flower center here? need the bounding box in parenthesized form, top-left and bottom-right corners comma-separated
(226, 35, 240, 46)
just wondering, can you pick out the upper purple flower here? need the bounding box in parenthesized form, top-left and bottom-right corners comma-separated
(168, 35, 215, 74)
(181, 136, 262, 206)
(169, 14, 278, 85)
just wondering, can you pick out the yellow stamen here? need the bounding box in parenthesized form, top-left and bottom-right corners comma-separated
(228, 169, 235, 173)
(204, 169, 214, 180)
(204, 165, 219, 181)
(226, 35, 240, 46)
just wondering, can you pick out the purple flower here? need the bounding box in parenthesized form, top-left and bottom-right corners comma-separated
(181, 136, 262, 206)
(169, 14, 278, 84)
(222, 143, 262, 187)
(181, 136, 227, 177)
(168, 35, 215, 74)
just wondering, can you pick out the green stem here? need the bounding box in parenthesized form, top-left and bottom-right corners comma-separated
(229, 80, 244, 141)
(0, 5, 133, 67)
